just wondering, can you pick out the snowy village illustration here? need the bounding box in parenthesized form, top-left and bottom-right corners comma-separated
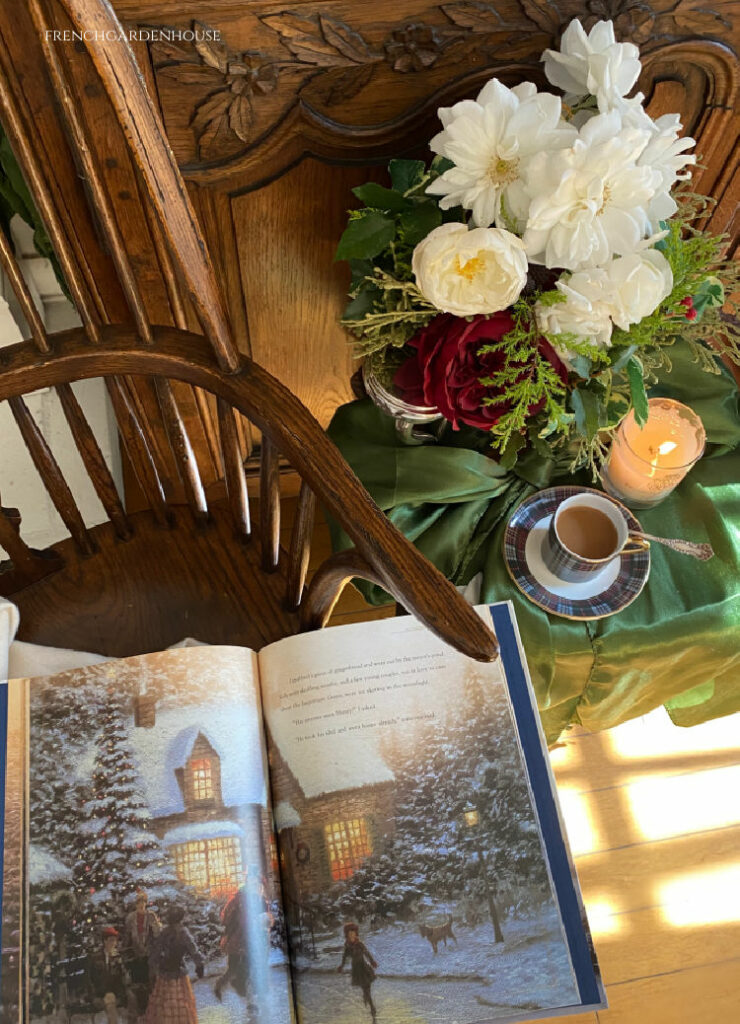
(0, 648, 294, 1024)
(267, 665, 581, 1024)
(0, 641, 584, 1024)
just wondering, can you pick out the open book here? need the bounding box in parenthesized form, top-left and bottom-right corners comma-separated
(0, 602, 605, 1024)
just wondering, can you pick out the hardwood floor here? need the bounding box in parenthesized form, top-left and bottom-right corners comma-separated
(535, 710, 740, 1024)
(295, 501, 740, 1024)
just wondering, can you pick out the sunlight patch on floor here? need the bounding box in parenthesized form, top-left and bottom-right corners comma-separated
(625, 764, 740, 841)
(658, 864, 740, 927)
(556, 787, 599, 856)
(582, 897, 623, 937)
(607, 708, 740, 761)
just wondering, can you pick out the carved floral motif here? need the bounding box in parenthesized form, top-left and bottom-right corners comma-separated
(148, 1, 735, 160)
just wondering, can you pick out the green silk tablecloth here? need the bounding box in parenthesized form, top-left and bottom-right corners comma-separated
(328, 340, 740, 744)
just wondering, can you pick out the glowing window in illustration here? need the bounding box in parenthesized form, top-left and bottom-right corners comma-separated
(190, 758, 213, 801)
(172, 837, 243, 899)
(325, 819, 372, 881)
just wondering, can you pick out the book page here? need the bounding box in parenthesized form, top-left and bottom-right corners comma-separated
(258, 612, 584, 1024)
(0, 646, 295, 1024)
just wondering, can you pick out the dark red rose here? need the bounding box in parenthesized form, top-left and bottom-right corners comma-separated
(394, 313, 567, 431)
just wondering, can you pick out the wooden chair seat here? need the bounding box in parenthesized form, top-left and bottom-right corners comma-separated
(12, 502, 300, 657)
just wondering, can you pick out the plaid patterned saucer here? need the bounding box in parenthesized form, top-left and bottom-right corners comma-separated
(503, 485, 651, 620)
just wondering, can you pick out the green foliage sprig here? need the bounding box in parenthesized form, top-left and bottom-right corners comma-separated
(337, 157, 462, 355)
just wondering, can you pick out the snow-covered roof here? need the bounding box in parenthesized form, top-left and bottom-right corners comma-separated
(163, 820, 245, 847)
(29, 844, 72, 887)
(269, 724, 394, 800)
(128, 703, 267, 817)
(274, 801, 301, 831)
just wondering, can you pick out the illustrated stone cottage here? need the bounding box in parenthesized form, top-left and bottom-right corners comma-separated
(267, 729, 396, 915)
(129, 694, 273, 901)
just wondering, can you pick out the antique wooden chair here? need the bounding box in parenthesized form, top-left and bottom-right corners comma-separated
(0, 0, 497, 662)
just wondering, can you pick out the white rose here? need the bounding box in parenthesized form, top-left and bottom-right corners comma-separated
(412, 222, 528, 316)
(542, 19, 641, 114)
(535, 267, 615, 360)
(607, 249, 673, 329)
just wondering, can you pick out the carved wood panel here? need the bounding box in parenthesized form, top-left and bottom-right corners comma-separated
(111, 0, 738, 193)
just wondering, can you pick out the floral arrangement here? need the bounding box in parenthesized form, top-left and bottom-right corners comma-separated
(336, 19, 739, 470)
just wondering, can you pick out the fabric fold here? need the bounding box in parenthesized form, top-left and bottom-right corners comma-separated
(328, 339, 740, 742)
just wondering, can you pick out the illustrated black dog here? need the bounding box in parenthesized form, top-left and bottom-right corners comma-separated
(418, 914, 458, 954)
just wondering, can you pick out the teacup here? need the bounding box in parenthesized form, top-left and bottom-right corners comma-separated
(542, 492, 649, 583)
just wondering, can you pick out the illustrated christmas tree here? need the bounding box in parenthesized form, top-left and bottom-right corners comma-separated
(29, 681, 101, 857)
(73, 686, 178, 945)
(324, 669, 549, 932)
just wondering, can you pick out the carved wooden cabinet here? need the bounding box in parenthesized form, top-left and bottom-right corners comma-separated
(0, 0, 737, 503)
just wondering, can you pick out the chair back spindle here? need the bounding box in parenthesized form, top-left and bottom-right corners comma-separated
(286, 482, 317, 612)
(8, 396, 95, 556)
(217, 398, 251, 540)
(259, 435, 281, 572)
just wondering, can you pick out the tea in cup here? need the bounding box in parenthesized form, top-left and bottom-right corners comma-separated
(542, 492, 649, 582)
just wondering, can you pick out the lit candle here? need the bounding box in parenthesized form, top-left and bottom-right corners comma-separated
(601, 399, 706, 508)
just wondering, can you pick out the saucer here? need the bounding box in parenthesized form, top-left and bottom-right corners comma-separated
(503, 485, 651, 620)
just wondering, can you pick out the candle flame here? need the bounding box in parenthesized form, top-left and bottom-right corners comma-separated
(658, 441, 678, 456)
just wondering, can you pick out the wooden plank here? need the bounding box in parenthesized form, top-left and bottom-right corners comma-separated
(596, 958, 740, 1023)
(551, 717, 740, 794)
(585, 905, 740, 989)
(231, 160, 362, 429)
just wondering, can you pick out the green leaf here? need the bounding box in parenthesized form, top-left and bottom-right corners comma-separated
(351, 182, 408, 213)
(568, 353, 592, 379)
(398, 201, 442, 246)
(570, 387, 603, 441)
(654, 221, 669, 251)
(335, 210, 395, 262)
(388, 159, 427, 195)
(499, 431, 526, 470)
(610, 344, 638, 372)
(430, 155, 454, 177)
(626, 356, 649, 427)
(342, 287, 379, 321)
(538, 409, 574, 438)
(691, 275, 724, 320)
(348, 258, 374, 290)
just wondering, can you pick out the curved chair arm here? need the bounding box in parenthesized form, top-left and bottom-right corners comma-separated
(0, 327, 498, 663)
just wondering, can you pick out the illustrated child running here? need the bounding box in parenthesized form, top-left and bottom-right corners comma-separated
(337, 921, 378, 1020)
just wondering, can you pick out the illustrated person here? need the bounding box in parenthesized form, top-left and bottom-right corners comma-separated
(88, 926, 138, 1024)
(144, 904, 203, 1024)
(124, 890, 161, 1013)
(337, 921, 378, 1021)
(213, 866, 269, 1007)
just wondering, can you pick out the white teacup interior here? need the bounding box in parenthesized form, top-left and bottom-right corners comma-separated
(554, 493, 627, 562)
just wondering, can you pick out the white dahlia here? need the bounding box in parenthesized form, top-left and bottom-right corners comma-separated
(542, 19, 642, 114)
(636, 114, 696, 229)
(522, 111, 660, 270)
(426, 79, 576, 230)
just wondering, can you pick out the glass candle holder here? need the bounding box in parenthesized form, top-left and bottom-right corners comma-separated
(601, 398, 706, 509)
